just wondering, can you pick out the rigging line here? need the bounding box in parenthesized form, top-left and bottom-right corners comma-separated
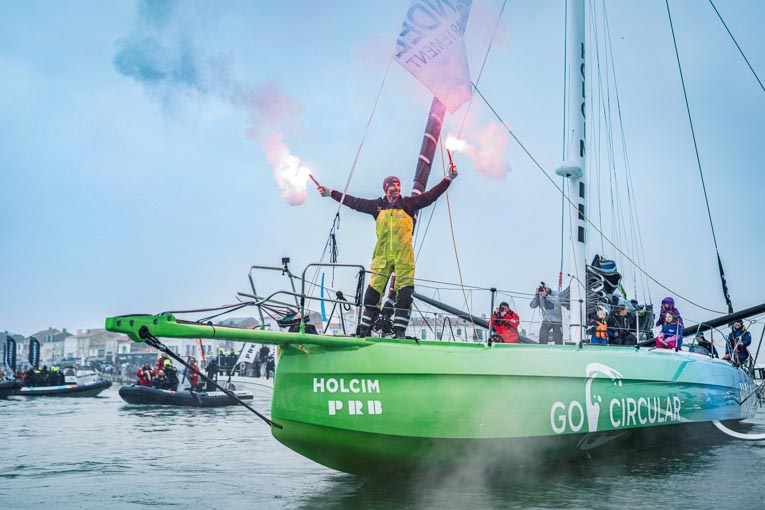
(415, 0, 508, 254)
(438, 137, 475, 329)
(598, 21, 629, 283)
(708, 0, 765, 94)
(470, 82, 725, 314)
(163, 301, 255, 316)
(198, 302, 255, 324)
(603, 31, 643, 301)
(310, 58, 394, 303)
(753, 323, 765, 366)
(665, 0, 732, 311)
(457, 0, 508, 138)
(412, 207, 424, 251)
(589, 0, 606, 254)
(335, 58, 393, 210)
(602, 1, 651, 304)
(141, 331, 280, 429)
(592, 0, 619, 257)
(414, 203, 437, 263)
(412, 301, 435, 334)
(308, 214, 340, 307)
(365, 268, 495, 292)
(593, 0, 627, 266)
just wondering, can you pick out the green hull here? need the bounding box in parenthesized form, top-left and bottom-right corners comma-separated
(271, 341, 757, 474)
(105, 314, 757, 474)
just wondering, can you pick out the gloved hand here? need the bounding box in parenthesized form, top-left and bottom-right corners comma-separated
(317, 185, 331, 197)
(446, 166, 458, 181)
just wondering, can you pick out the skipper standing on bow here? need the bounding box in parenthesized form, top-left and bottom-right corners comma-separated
(316, 168, 458, 338)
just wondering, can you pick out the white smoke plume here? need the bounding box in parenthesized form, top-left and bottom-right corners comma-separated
(262, 134, 311, 206)
(446, 121, 512, 180)
(113, 0, 309, 205)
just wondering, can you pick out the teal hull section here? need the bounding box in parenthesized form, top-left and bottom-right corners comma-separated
(270, 341, 757, 474)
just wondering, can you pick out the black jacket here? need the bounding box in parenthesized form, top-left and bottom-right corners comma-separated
(607, 312, 637, 345)
(329, 178, 452, 219)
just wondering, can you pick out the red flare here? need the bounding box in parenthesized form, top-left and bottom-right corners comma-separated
(309, 173, 320, 186)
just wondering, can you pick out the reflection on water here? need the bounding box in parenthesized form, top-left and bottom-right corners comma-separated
(1, 387, 764, 509)
(295, 443, 763, 510)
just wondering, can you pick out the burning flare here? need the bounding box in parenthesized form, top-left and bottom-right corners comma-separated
(445, 124, 511, 180)
(262, 133, 311, 206)
(445, 136, 468, 152)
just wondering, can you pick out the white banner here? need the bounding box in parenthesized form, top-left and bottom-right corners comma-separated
(237, 343, 259, 365)
(394, 0, 473, 114)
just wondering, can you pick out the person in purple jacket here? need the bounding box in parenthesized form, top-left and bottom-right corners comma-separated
(655, 296, 683, 328)
(655, 312, 683, 349)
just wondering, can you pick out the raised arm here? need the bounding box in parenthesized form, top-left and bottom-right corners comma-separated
(404, 177, 452, 211)
(328, 189, 379, 216)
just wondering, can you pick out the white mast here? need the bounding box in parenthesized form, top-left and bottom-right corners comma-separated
(556, 0, 587, 343)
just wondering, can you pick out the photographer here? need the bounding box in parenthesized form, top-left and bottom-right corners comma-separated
(489, 302, 520, 343)
(529, 282, 563, 344)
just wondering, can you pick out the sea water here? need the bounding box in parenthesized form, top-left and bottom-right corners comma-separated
(1, 386, 764, 510)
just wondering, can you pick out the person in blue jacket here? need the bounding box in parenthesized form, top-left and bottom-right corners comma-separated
(724, 319, 752, 365)
(655, 312, 683, 349)
(587, 306, 610, 345)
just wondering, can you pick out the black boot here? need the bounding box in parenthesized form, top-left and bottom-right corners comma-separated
(357, 286, 381, 337)
(374, 315, 393, 336)
(392, 286, 414, 339)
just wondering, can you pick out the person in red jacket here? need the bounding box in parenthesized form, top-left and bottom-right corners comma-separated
(187, 356, 203, 391)
(136, 362, 155, 387)
(156, 353, 169, 371)
(489, 302, 520, 344)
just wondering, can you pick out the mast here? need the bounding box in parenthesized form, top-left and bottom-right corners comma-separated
(412, 97, 446, 195)
(556, 0, 587, 343)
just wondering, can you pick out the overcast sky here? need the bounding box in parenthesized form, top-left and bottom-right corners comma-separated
(1, 0, 763, 349)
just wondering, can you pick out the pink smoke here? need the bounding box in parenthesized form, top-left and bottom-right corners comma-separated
(448, 121, 511, 180)
(262, 133, 311, 206)
(232, 79, 304, 139)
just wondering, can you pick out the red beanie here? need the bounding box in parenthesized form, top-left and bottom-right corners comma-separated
(382, 176, 400, 191)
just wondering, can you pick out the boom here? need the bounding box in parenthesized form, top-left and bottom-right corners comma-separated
(105, 314, 371, 348)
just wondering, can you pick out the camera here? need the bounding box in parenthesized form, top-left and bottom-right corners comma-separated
(537, 282, 547, 294)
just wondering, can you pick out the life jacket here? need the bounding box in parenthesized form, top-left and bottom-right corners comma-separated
(595, 320, 608, 339)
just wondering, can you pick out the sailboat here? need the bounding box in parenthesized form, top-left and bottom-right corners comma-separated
(106, 1, 762, 474)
